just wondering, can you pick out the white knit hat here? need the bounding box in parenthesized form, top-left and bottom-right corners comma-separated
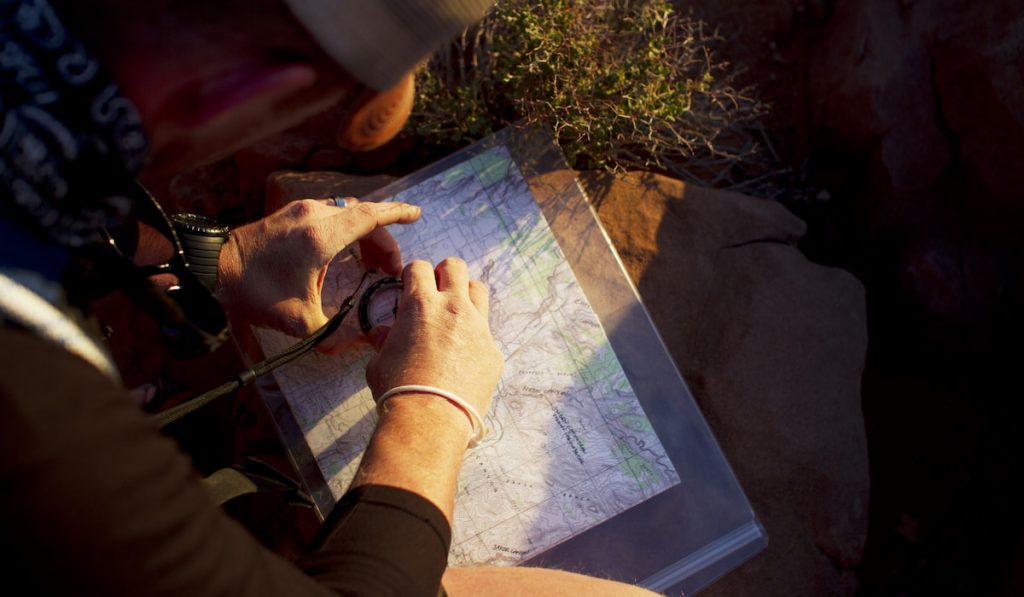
(281, 0, 494, 90)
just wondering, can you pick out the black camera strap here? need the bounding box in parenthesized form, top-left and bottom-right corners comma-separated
(154, 269, 372, 429)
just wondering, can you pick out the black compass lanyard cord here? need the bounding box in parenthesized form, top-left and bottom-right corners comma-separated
(154, 270, 373, 429)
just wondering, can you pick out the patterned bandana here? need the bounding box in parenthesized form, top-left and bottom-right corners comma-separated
(0, 0, 148, 248)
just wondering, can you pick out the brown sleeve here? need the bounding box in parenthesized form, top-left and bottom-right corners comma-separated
(296, 484, 452, 595)
(0, 327, 449, 596)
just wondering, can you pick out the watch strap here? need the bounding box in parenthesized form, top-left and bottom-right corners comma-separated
(170, 214, 229, 291)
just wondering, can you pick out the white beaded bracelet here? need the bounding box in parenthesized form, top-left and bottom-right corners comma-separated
(377, 384, 488, 448)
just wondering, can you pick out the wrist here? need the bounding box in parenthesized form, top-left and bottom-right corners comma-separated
(213, 235, 241, 308)
(355, 393, 472, 522)
(377, 392, 475, 446)
(378, 385, 486, 447)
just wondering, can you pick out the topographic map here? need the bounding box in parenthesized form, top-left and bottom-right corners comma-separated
(254, 145, 680, 566)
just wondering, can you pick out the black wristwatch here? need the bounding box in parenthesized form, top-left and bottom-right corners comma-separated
(170, 213, 230, 291)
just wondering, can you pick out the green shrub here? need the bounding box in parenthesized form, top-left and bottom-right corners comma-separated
(410, 0, 771, 186)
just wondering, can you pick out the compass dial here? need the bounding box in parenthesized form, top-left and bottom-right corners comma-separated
(358, 276, 403, 333)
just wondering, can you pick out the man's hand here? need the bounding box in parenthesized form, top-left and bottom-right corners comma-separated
(354, 257, 504, 521)
(216, 198, 420, 353)
(366, 258, 504, 427)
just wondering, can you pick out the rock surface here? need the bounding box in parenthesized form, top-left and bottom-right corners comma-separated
(579, 170, 870, 596)
(264, 171, 397, 214)
(810, 0, 1024, 218)
(684, 0, 1020, 348)
(686, 0, 1024, 234)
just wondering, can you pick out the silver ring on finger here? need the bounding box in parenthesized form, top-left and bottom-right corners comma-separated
(332, 196, 349, 208)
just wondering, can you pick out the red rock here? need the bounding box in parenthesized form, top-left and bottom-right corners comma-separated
(901, 237, 1004, 348)
(808, 0, 1024, 225)
(350, 135, 418, 172)
(580, 170, 869, 597)
(305, 147, 352, 172)
(811, 0, 953, 192)
(265, 171, 397, 213)
(932, 5, 1024, 236)
(234, 108, 345, 213)
(167, 157, 242, 220)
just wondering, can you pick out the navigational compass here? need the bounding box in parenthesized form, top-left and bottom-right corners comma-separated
(358, 276, 403, 333)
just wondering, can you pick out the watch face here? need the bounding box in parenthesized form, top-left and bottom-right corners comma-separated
(358, 276, 403, 333)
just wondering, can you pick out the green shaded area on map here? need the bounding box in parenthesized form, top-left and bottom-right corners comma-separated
(469, 151, 513, 188)
(613, 439, 662, 491)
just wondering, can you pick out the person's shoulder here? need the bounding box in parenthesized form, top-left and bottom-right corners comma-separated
(0, 325, 126, 445)
(0, 324, 115, 385)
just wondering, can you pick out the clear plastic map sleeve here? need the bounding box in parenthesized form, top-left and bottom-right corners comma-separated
(239, 125, 767, 595)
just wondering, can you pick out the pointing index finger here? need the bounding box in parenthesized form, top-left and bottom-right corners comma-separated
(326, 201, 421, 250)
